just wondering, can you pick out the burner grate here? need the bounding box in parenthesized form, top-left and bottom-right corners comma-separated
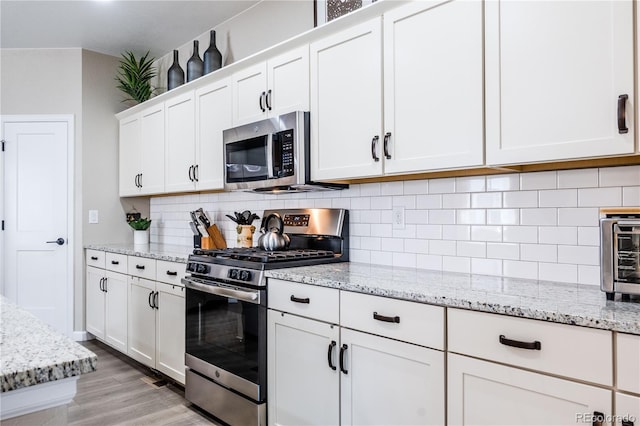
(193, 248, 335, 263)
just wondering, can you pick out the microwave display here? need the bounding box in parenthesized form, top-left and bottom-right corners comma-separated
(272, 129, 294, 178)
(225, 135, 269, 182)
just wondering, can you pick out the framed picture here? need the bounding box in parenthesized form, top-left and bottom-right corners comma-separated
(314, 0, 376, 27)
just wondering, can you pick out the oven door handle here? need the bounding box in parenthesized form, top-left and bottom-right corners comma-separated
(182, 277, 260, 304)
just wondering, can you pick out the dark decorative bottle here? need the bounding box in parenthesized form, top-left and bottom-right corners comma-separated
(187, 40, 204, 82)
(203, 30, 222, 74)
(167, 50, 184, 91)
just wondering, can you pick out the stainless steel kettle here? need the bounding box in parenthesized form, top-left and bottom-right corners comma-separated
(258, 213, 290, 251)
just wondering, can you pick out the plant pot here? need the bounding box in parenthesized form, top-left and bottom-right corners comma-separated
(134, 229, 149, 245)
(237, 225, 255, 248)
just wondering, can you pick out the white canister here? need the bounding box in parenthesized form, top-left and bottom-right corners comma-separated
(133, 229, 149, 245)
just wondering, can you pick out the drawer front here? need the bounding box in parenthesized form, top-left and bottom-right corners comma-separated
(448, 308, 612, 385)
(156, 260, 187, 286)
(86, 249, 105, 269)
(340, 291, 445, 350)
(105, 253, 127, 273)
(268, 279, 339, 324)
(617, 333, 640, 394)
(127, 256, 156, 280)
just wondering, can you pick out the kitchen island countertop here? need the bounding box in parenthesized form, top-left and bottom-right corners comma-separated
(266, 262, 640, 335)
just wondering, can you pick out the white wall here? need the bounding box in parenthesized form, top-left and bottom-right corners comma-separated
(152, 0, 314, 92)
(150, 165, 640, 287)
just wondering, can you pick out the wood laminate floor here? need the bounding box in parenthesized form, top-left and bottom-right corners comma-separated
(68, 340, 221, 426)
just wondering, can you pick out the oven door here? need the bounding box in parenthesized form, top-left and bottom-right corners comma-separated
(184, 277, 267, 402)
(614, 222, 640, 290)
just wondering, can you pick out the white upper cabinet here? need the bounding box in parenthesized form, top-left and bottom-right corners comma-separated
(118, 114, 141, 196)
(383, 0, 483, 174)
(232, 45, 309, 126)
(195, 77, 232, 191)
(138, 103, 165, 195)
(310, 18, 384, 181)
(164, 92, 196, 193)
(485, 0, 635, 165)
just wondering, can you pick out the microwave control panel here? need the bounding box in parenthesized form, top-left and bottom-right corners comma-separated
(273, 129, 294, 178)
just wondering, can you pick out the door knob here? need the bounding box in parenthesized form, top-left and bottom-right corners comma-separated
(46, 238, 65, 246)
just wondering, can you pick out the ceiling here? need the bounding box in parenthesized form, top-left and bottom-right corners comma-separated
(0, 0, 261, 58)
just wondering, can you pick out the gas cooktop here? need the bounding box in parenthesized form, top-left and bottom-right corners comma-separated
(192, 247, 336, 263)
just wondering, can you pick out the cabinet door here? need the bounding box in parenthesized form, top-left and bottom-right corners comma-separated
(448, 353, 612, 425)
(195, 78, 232, 191)
(139, 103, 165, 195)
(233, 62, 267, 125)
(268, 45, 309, 117)
(104, 271, 128, 353)
(127, 276, 156, 367)
(485, 0, 634, 165)
(340, 328, 445, 426)
(118, 114, 141, 196)
(383, 0, 483, 174)
(86, 266, 105, 340)
(156, 283, 185, 384)
(310, 18, 383, 181)
(165, 92, 196, 193)
(267, 310, 339, 426)
(615, 392, 640, 426)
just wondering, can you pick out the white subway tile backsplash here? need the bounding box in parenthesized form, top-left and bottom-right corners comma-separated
(599, 165, 640, 187)
(520, 208, 557, 226)
(456, 176, 486, 193)
(538, 189, 577, 208)
(151, 165, 635, 287)
(456, 209, 486, 225)
(429, 177, 456, 194)
(578, 187, 622, 207)
(538, 226, 577, 245)
(623, 187, 640, 206)
(557, 168, 599, 189)
(557, 245, 599, 265)
(503, 226, 538, 243)
(539, 262, 577, 283)
(443, 193, 471, 209)
(558, 208, 599, 227)
(486, 174, 519, 192)
(503, 191, 538, 208)
(520, 171, 557, 190)
(471, 192, 502, 208)
(487, 243, 520, 260)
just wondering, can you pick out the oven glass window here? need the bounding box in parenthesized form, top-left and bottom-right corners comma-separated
(226, 135, 269, 182)
(185, 288, 266, 386)
(616, 229, 640, 284)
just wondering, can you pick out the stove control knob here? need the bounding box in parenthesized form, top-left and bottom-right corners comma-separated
(187, 262, 196, 272)
(240, 270, 252, 281)
(196, 264, 209, 274)
(229, 269, 239, 279)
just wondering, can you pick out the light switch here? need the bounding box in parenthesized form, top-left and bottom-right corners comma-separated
(89, 210, 99, 224)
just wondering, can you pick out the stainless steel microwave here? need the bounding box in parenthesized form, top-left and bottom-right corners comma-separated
(601, 212, 640, 300)
(222, 111, 347, 193)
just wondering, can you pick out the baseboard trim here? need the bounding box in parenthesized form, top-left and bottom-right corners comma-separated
(73, 331, 93, 342)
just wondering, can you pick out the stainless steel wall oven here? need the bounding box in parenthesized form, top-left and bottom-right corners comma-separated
(601, 211, 640, 300)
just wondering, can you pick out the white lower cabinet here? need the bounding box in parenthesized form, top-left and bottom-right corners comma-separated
(448, 353, 612, 426)
(85, 265, 128, 353)
(615, 392, 640, 426)
(128, 276, 186, 384)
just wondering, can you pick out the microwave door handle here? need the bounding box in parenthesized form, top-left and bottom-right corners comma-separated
(615, 221, 640, 230)
(266, 133, 275, 179)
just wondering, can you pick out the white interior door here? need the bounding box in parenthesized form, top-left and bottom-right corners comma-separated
(2, 116, 72, 336)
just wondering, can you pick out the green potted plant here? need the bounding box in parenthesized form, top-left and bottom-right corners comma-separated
(115, 50, 157, 105)
(128, 217, 152, 245)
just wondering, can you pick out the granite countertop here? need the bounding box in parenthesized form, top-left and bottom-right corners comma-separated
(85, 243, 193, 263)
(0, 296, 97, 392)
(266, 262, 640, 335)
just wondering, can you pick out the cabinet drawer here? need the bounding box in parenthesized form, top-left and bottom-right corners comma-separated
(156, 260, 186, 286)
(268, 279, 339, 324)
(617, 333, 640, 394)
(86, 249, 105, 269)
(127, 256, 156, 280)
(448, 308, 612, 385)
(340, 291, 445, 350)
(105, 253, 127, 273)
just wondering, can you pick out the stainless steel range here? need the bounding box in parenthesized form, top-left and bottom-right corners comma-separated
(182, 208, 348, 425)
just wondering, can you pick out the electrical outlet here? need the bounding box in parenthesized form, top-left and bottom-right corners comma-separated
(392, 206, 405, 230)
(88, 210, 99, 224)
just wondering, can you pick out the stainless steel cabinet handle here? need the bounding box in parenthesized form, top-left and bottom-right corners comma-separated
(371, 135, 380, 162)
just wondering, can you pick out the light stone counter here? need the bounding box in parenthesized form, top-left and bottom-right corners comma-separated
(85, 243, 192, 263)
(265, 262, 640, 335)
(0, 296, 97, 420)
